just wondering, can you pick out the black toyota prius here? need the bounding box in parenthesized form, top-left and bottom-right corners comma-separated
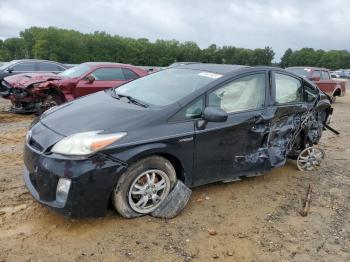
(23, 63, 332, 218)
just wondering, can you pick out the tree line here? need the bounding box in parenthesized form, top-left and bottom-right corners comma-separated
(280, 48, 350, 69)
(0, 27, 349, 69)
(0, 27, 274, 66)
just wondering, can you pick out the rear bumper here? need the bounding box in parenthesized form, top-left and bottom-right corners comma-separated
(23, 143, 127, 217)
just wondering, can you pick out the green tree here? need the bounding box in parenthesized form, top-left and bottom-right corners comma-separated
(2, 26, 276, 66)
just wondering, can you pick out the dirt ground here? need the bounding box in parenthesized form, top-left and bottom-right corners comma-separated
(0, 93, 349, 262)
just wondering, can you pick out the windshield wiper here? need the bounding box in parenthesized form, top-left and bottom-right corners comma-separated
(112, 92, 149, 108)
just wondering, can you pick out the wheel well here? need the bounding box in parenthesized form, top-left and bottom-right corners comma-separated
(129, 152, 186, 183)
(156, 153, 185, 182)
(333, 88, 341, 97)
(46, 86, 66, 102)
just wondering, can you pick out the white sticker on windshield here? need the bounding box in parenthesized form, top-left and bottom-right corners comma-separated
(198, 72, 222, 79)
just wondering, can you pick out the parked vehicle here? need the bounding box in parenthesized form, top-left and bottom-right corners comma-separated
(286, 67, 346, 101)
(23, 63, 332, 218)
(330, 71, 338, 78)
(2, 62, 148, 113)
(329, 70, 350, 79)
(0, 59, 68, 97)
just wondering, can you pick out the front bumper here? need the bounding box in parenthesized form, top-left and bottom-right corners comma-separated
(23, 143, 127, 217)
(0, 80, 11, 98)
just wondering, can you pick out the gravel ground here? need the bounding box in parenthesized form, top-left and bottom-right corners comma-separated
(0, 94, 349, 262)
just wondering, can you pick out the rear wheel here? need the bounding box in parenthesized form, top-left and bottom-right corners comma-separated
(112, 156, 177, 218)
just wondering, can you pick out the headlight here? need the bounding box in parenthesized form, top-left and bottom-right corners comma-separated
(51, 131, 127, 156)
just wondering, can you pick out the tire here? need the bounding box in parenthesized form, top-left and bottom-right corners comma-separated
(112, 156, 177, 218)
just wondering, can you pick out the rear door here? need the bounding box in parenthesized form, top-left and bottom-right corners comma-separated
(268, 71, 307, 167)
(192, 72, 272, 186)
(74, 67, 127, 97)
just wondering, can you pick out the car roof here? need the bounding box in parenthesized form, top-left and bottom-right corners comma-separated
(287, 66, 328, 71)
(83, 62, 136, 69)
(170, 63, 249, 75)
(11, 59, 64, 64)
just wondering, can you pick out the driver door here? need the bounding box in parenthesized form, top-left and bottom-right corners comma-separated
(74, 67, 127, 97)
(193, 72, 271, 186)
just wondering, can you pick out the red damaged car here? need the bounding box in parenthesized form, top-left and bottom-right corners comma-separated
(286, 67, 346, 102)
(2, 62, 148, 113)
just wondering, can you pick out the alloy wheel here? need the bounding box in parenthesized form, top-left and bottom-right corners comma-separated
(128, 169, 171, 213)
(297, 147, 325, 171)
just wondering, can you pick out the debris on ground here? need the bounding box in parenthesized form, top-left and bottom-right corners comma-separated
(207, 229, 218, 236)
(300, 184, 312, 217)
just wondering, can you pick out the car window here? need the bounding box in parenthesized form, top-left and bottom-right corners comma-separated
(185, 98, 204, 119)
(0, 61, 18, 70)
(311, 70, 321, 80)
(91, 68, 125, 81)
(321, 71, 330, 80)
(58, 64, 90, 78)
(170, 96, 204, 121)
(123, 68, 139, 80)
(208, 74, 265, 113)
(275, 73, 302, 104)
(37, 62, 64, 72)
(304, 82, 318, 103)
(12, 62, 36, 71)
(115, 68, 220, 107)
(286, 68, 310, 77)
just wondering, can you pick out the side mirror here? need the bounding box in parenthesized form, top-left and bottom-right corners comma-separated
(85, 74, 95, 83)
(315, 99, 331, 112)
(203, 106, 228, 123)
(7, 67, 14, 73)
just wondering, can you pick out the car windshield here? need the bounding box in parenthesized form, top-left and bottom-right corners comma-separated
(58, 64, 90, 78)
(0, 60, 18, 70)
(115, 68, 222, 106)
(286, 68, 310, 77)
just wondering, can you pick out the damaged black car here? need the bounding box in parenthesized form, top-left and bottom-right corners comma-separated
(23, 63, 333, 218)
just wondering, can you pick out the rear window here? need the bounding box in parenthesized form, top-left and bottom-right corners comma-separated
(37, 62, 65, 72)
(123, 68, 139, 80)
(321, 71, 330, 80)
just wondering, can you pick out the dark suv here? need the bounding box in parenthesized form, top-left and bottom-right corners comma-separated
(0, 59, 68, 96)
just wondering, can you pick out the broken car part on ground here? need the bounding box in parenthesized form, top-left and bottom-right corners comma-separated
(22, 63, 333, 218)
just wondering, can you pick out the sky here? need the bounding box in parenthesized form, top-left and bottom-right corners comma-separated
(0, 0, 349, 61)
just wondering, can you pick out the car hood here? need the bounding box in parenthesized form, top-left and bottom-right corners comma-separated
(4, 73, 63, 88)
(40, 90, 157, 137)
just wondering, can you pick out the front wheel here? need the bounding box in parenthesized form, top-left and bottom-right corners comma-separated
(40, 92, 64, 113)
(112, 156, 177, 218)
